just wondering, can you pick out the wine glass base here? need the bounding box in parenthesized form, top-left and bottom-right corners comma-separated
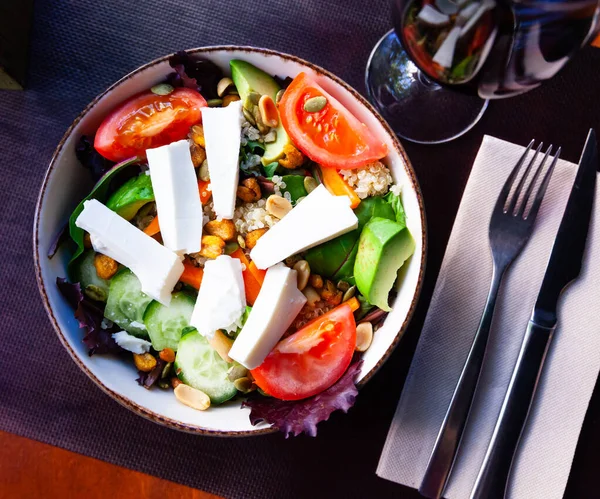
(365, 29, 488, 145)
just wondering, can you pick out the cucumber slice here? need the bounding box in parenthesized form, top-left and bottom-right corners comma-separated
(105, 268, 153, 338)
(72, 250, 111, 302)
(144, 292, 195, 351)
(175, 330, 238, 405)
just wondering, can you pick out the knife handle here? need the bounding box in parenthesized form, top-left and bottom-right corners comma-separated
(470, 321, 555, 499)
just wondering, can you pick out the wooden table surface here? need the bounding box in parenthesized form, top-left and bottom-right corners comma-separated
(0, 430, 222, 499)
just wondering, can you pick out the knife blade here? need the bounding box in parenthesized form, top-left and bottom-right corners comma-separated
(471, 129, 598, 499)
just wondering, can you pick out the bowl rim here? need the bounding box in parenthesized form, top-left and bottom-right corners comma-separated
(33, 45, 427, 437)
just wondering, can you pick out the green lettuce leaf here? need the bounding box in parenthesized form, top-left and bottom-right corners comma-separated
(68, 156, 143, 279)
(384, 190, 406, 227)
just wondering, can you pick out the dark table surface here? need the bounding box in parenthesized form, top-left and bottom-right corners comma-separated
(1, 1, 599, 498)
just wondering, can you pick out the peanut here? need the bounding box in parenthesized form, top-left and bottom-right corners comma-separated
(159, 348, 176, 363)
(309, 274, 323, 289)
(133, 353, 157, 373)
(355, 322, 374, 352)
(302, 285, 321, 307)
(258, 94, 279, 128)
(94, 253, 118, 280)
(245, 228, 268, 250)
(174, 383, 211, 411)
(199, 235, 225, 259)
(204, 219, 237, 242)
(236, 178, 262, 203)
(266, 195, 292, 219)
(208, 330, 233, 363)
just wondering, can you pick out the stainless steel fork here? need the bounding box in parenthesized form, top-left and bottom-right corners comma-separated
(419, 141, 562, 499)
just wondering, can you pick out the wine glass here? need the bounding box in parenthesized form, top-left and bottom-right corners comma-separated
(366, 0, 600, 144)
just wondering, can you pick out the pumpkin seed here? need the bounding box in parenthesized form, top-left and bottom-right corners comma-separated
(198, 160, 210, 181)
(304, 176, 318, 194)
(227, 364, 249, 382)
(84, 285, 107, 302)
(151, 83, 174, 96)
(158, 380, 170, 389)
(207, 98, 223, 107)
(242, 106, 256, 125)
(303, 96, 327, 113)
(295, 196, 306, 204)
(337, 280, 350, 292)
(161, 362, 172, 379)
(234, 377, 256, 394)
(275, 89, 285, 104)
(342, 285, 356, 302)
(224, 241, 240, 255)
(217, 77, 234, 97)
(248, 91, 261, 105)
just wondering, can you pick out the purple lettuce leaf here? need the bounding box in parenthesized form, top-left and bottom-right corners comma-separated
(75, 136, 114, 182)
(168, 51, 223, 99)
(136, 357, 166, 389)
(243, 360, 363, 438)
(56, 278, 123, 356)
(47, 222, 69, 259)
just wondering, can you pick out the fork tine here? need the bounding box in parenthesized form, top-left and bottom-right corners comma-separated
(507, 142, 544, 215)
(516, 144, 553, 218)
(493, 140, 535, 214)
(526, 147, 561, 221)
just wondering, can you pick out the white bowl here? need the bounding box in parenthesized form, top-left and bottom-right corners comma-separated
(34, 46, 426, 436)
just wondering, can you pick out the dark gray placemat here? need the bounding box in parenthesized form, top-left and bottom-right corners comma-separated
(1, 0, 599, 497)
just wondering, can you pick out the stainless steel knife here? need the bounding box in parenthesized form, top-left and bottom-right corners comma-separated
(470, 129, 598, 499)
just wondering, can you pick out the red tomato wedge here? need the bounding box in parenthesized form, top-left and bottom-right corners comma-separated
(94, 88, 207, 162)
(251, 303, 357, 401)
(279, 72, 388, 169)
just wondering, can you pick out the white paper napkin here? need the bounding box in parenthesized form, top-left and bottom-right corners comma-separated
(377, 136, 600, 499)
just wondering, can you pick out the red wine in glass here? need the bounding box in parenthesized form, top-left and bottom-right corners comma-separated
(365, 0, 600, 143)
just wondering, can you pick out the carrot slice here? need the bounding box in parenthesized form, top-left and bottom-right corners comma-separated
(320, 167, 361, 209)
(143, 216, 160, 236)
(230, 248, 263, 305)
(198, 180, 212, 204)
(179, 260, 204, 289)
(345, 296, 360, 312)
(248, 261, 266, 285)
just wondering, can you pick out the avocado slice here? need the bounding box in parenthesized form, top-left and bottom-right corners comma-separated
(305, 196, 396, 280)
(230, 60, 290, 165)
(354, 217, 415, 311)
(106, 173, 154, 220)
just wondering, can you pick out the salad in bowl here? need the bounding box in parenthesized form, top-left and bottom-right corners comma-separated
(36, 48, 425, 436)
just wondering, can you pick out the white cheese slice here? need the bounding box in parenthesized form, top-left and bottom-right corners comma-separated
(190, 255, 246, 339)
(76, 199, 184, 306)
(229, 263, 306, 369)
(250, 184, 359, 269)
(146, 140, 203, 255)
(112, 331, 152, 354)
(201, 101, 243, 219)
